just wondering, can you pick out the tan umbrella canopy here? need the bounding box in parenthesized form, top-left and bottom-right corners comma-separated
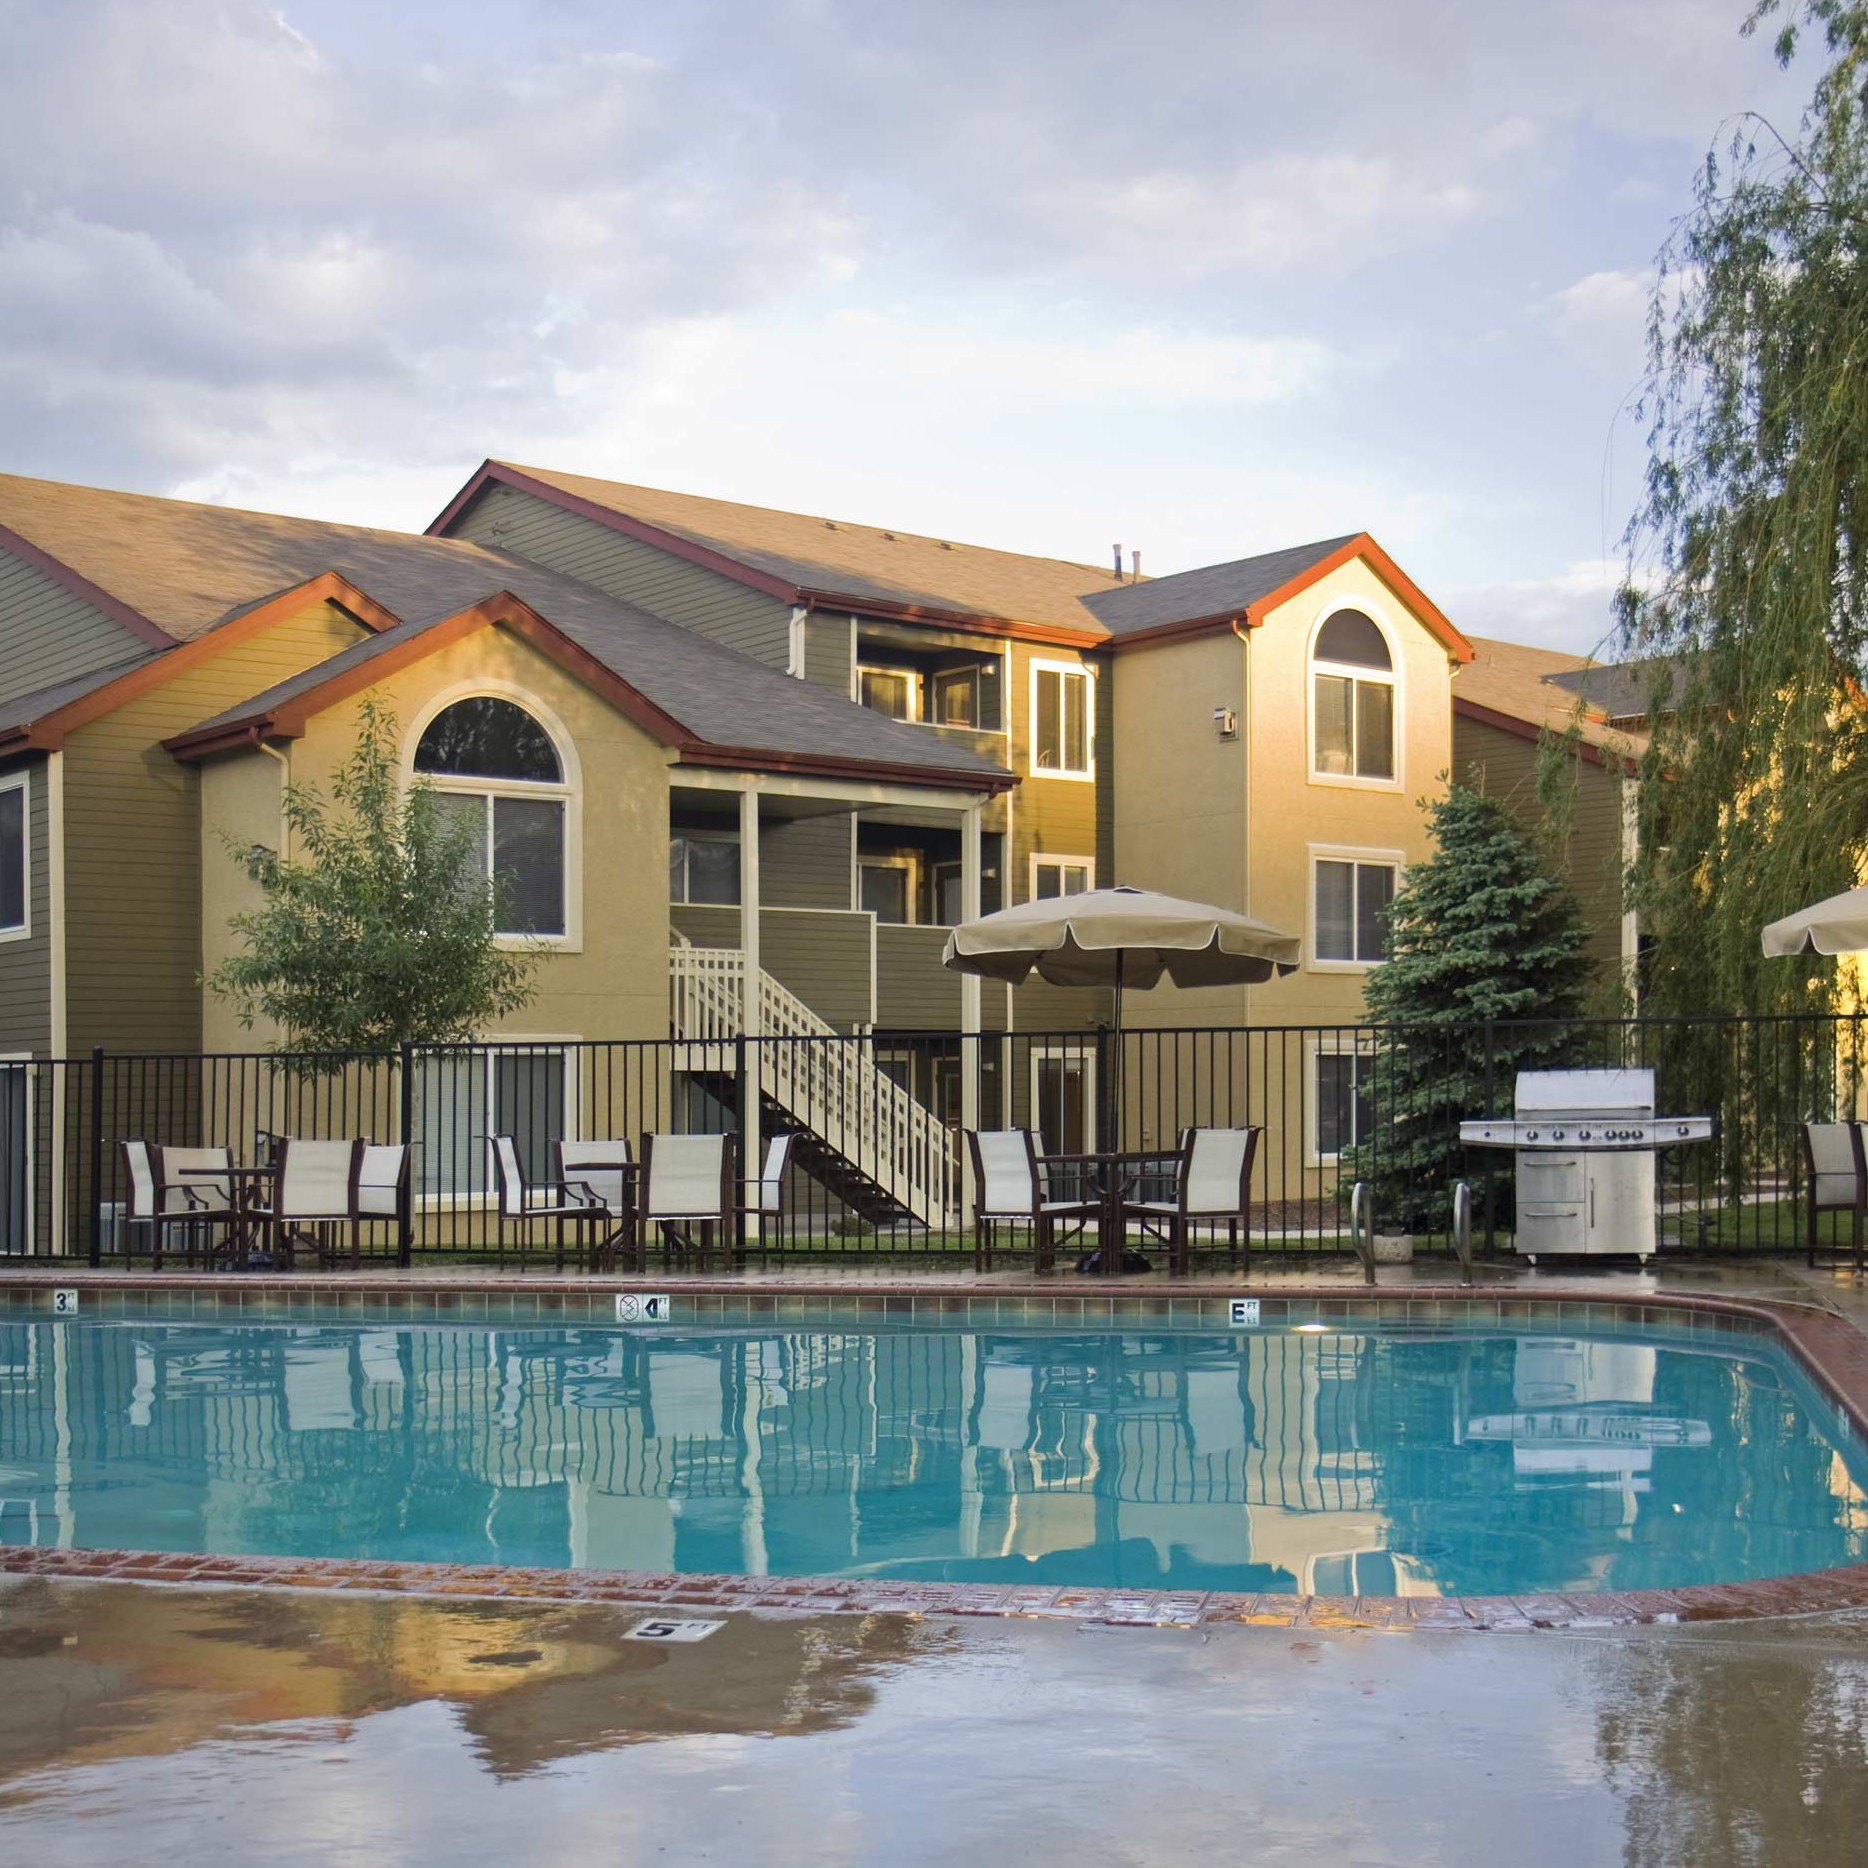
(1761, 884, 1868, 957)
(942, 885, 1301, 1002)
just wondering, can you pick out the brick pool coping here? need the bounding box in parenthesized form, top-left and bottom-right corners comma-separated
(5, 1271, 1868, 1632)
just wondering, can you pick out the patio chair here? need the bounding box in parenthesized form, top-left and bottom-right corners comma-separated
(552, 1138, 640, 1272)
(349, 1143, 409, 1267)
(965, 1128, 1098, 1275)
(152, 1143, 240, 1268)
(1800, 1121, 1865, 1270)
(639, 1132, 736, 1271)
(489, 1134, 621, 1273)
(120, 1141, 229, 1269)
(250, 1138, 364, 1271)
(1122, 1126, 1261, 1275)
(740, 1131, 799, 1253)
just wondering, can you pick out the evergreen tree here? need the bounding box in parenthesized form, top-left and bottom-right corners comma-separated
(1341, 785, 1593, 1234)
(208, 700, 539, 1062)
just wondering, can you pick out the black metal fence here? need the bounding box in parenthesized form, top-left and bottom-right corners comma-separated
(1, 1013, 1862, 1266)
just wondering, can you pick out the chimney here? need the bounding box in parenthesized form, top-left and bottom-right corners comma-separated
(1112, 542, 1122, 579)
(1130, 549, 1141, 583)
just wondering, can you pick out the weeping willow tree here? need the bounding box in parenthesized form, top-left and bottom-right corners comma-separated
(1619, 0, 1868, 1020)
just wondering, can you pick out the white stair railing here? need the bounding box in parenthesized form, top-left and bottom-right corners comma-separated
(670, 939, 961, 1227)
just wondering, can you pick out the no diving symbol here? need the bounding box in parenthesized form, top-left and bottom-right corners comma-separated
(615, 1293, 671, 1323)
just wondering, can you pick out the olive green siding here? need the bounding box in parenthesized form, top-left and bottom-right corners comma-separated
(760, 812, 851, 910)
(765, 911, 874, 1029)
(876, 925, 961, 1028)
(0, 549, 151, 707)
(672, 903, 876, 1029)
(0, 759, 51, 1054)
(62, 601, 370, 1053)
(447, 482, 794, 668)
(803, 613, 852, 692)
(1454, 711, 1624, 983)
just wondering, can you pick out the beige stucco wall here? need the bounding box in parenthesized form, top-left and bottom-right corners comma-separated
(63, 597, 370, 1053)
(199, 622, 671, 1051)
(1112, 556, 1454, 1033)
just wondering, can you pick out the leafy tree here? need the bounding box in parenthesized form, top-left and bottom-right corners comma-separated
(1619, 0, 1868, 1017)
(208, 700, 539, 1057)
(1341, 785, 1593, 1234)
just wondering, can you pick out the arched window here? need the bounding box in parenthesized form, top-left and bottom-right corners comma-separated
(414, 696, 569, 937)
(1312, 609, 1395, 781)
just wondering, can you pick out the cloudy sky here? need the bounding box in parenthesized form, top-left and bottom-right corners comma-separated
(0, 0, 1816, 652)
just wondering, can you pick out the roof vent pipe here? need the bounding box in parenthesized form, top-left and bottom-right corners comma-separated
(1112, 543, 1122, 579)
(1131, 549, 1141, 583)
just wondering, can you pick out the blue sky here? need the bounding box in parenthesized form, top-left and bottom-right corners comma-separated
(0, 0, 1816, 651)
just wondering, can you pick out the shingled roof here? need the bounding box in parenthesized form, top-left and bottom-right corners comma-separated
(433, 461, 1472, 658)
(1454, 634, 1648, 766)
(0, 474, 1011, 787)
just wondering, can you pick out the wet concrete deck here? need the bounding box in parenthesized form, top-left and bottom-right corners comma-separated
(1, 1578, 1865, 1866)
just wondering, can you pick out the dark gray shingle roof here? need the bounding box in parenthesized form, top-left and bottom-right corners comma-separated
(1081, 536, 1359, 637)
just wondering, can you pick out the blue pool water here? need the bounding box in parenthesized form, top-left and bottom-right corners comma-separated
(2, 1317, 1864, 1596)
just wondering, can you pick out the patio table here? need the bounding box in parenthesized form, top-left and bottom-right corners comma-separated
(1039, 1149, 1180, 1277)
(168, 1162, 274, 1271)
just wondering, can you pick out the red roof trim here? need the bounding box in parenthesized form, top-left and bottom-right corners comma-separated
(166, 592, 696, 758)
(1105, 534, 1476, 662)
(0, 518, 176, 649)
(674, 743, 1014, 793)
(4, 571, 391, 755)
(428, 461, 801, 601)
(430, 461, 1109, 649)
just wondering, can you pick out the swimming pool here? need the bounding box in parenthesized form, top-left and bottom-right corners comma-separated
(2, 1316, 1864, 1597)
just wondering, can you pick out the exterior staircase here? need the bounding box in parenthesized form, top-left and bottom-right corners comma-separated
(669, 939, 962, 1229)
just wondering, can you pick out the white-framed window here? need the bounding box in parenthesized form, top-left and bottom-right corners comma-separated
(1311, 851, 1399, 967)
(411, 692, 576, 944)
(670, 833, 741, 905)
(858, 665, 919, 721)
(0, 772, 27, 941)
(1030, 661, 1094, 779)
(1310, 608, 1397, 785)
(1308, 1036, 1376, 1164)
(859, 856, 915, 925)
(415, 1041, 575, 1201)
(1030, 855, 1094, 900)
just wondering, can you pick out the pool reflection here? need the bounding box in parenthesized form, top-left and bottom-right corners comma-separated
(1, 1321, 1863, 1596)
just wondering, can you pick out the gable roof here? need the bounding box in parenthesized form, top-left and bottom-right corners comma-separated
(434, 461, 1127, 640)
(1081, 536, 1358, 637)
(431, 461, 1471, 657)
(0, 474, 1011, 790)
(1454, 634, 1647, 768)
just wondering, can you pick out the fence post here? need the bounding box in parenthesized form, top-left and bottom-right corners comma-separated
(734, 1032, 750, 1258)
(1095, 1025, 1113, 1156)
(87, 1044, 105, 1268)
(397, 1040, 415, 1269)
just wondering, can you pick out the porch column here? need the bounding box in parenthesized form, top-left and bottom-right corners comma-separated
(960, 802, 982, 1134)
(739, 783, 761, 1035)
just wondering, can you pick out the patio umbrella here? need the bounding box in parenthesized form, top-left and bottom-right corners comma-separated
(943, 885, 1298, 1272)
(941, 884, 1300, 1023)
(1761, 884, 1868, 957)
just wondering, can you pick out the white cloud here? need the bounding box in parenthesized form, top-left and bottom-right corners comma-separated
(1443, 559, 1631, 657)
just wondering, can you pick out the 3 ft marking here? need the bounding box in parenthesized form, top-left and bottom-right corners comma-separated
(616, 1293, 672, 1324)
(1229, 1298, 1259, 1328)
(52, 1289, 79, 1316)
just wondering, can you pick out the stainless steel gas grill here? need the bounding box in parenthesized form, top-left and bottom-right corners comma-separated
(1458, 1068, 1714, 1265)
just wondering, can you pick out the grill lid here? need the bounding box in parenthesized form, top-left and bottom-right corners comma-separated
(1513, 1068, 1654, 1116)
